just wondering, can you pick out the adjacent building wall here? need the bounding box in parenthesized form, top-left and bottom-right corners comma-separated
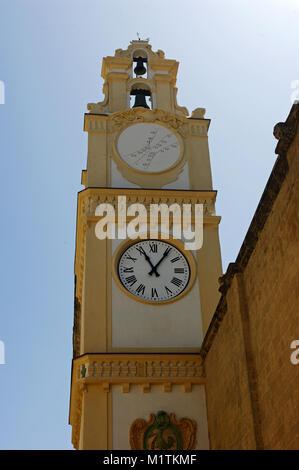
(202, 103, 299, 449)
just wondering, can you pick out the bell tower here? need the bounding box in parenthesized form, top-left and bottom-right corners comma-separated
(69, 40, 222, 450)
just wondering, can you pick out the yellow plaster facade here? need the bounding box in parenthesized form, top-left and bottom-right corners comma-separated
(70, 40, 222, 450)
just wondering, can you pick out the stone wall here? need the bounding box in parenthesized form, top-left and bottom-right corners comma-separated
(202, 103, 299, 449)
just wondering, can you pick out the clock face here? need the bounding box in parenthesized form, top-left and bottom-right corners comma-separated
(117, 240, 191, 303)
(116, 123, 181, 173)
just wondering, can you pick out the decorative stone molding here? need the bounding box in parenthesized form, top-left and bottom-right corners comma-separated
(70, 354, 204, 449)
(130, 411, 197, 450)
(76, 354, 204, 382)
(84, 104, 210, 137)
(78, 188, 217, 217)
(84, 114, 107, 132)
(109, 107, 189, 136)
(189, 122, 208, 137)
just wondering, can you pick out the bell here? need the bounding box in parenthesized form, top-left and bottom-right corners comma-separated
(134, 57, 147, 76)
(131, 89, 150, 109)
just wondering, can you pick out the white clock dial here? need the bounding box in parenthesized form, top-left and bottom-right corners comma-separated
(116, 123, 181, 173)
(117, 240, 190, 303)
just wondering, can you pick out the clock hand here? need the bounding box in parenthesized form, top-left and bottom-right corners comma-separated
(148, 247, 172, 276)
(144, 252, 160, 277)
(136, 247, 160, 277)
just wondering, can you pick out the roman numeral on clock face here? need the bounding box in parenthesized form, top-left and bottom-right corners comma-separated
(136, 284, 145, 295)
(165, 286, 173, 295)
(151, 288, 158, 298)
(125, 275, 137, 286)
(174, 268, 185, 274)
(123, 267, 134, 273)
(136, 247, 146, 256)
(171, 277, 183, 287)
(149, 243, 158, 253)
(170, 256, 180, 263)
(126, 255, 137, 262)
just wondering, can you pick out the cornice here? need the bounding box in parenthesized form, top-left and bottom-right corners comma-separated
(78, 186, 217, 200)
(74, 352, 204, 381)
(84, 107, 209, 134)
(69, 353, 205, 449)
(76, 188, 219, 224)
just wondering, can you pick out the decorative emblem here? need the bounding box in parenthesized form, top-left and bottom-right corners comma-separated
(130, 411, 196, 450)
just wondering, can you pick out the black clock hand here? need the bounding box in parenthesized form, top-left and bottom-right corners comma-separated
(145, 253, 160, 277)
(136, 247, 160, 277)
(148, 247, 172, 276)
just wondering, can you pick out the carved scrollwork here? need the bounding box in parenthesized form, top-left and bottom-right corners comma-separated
(109, 107, 189, 136)
(130, 411, 197, 450)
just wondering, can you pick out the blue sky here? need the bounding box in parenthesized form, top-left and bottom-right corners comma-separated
(0, 0, 298, 449)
